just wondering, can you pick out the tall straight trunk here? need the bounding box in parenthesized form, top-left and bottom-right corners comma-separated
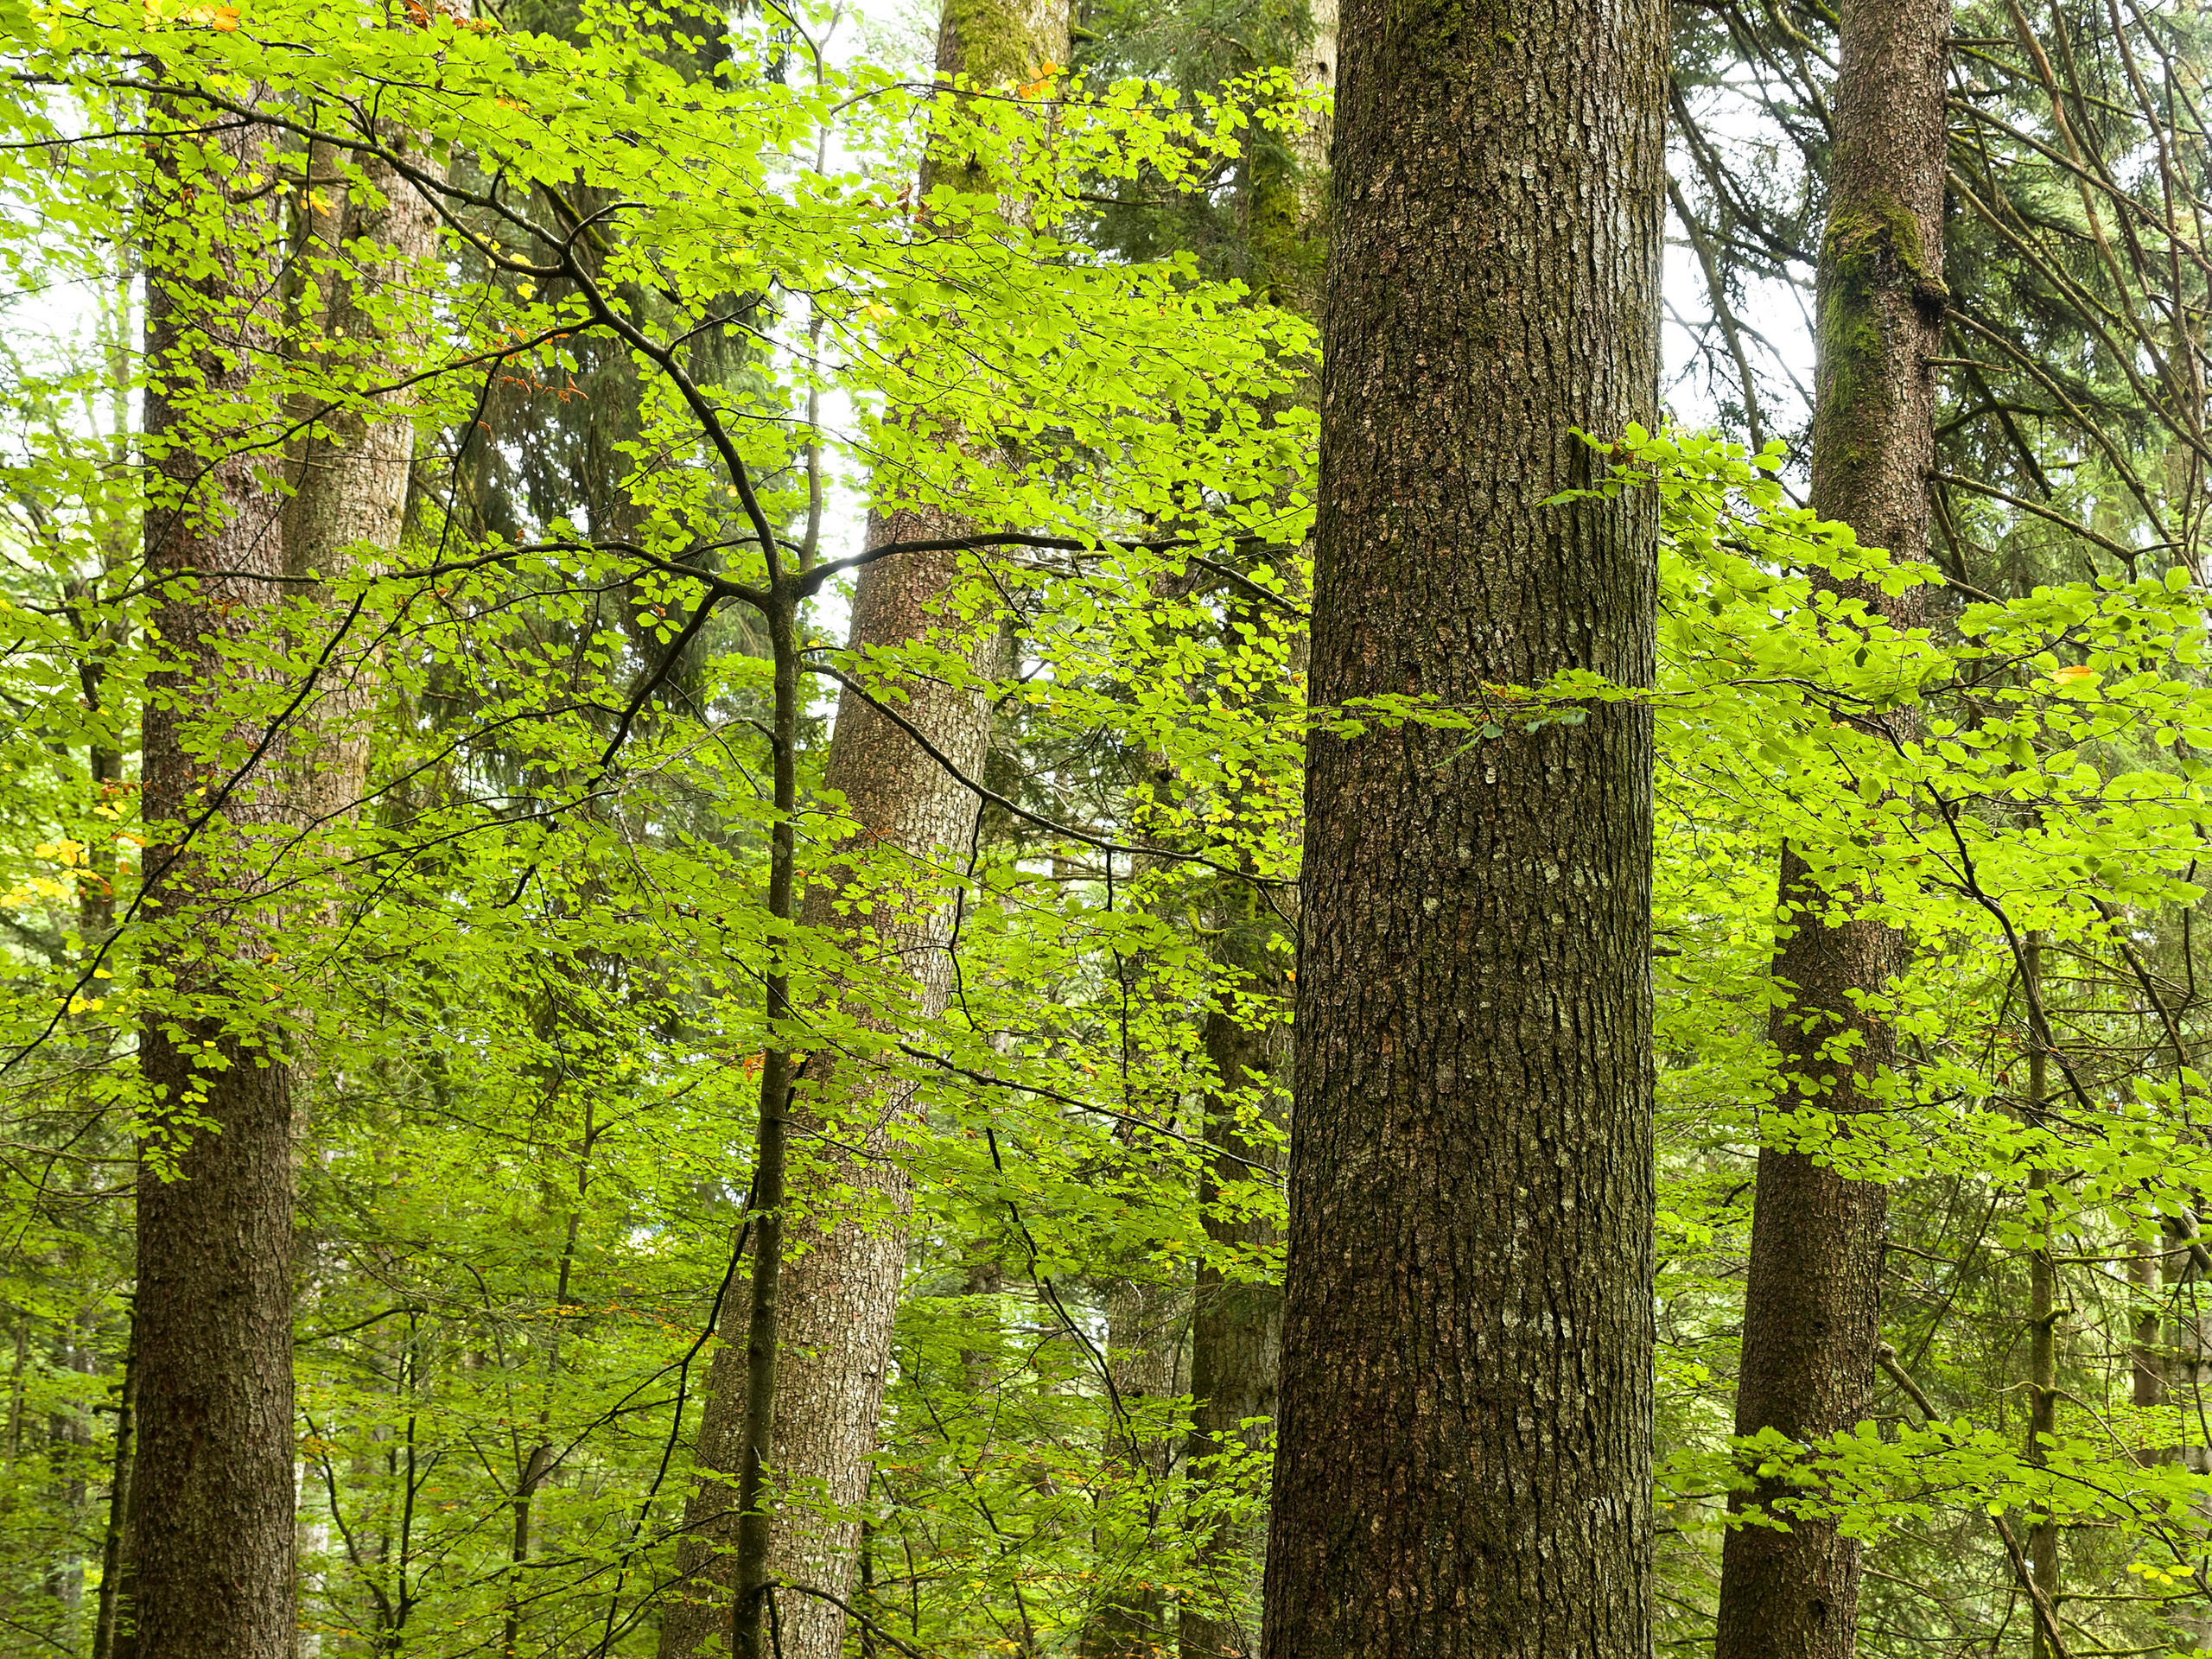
(1081, 1274, 1183, 1659)
(1183, 14, 1325, 1624)
(2176, 1263, 2212, 1653)
(658, 523, 1005, 1659)
(1180, 705, 1294, 1659)
(2137, 1241, 2166, 1420)
(1179, 942, 1285, 1659)
(2024, 935, 2061, 1657)
(91, 1336, 136, 1659)
(1257, 0, 1664, 1644)
(132, 92, 299, 1659)
(657, 12, 1065, 1656)
(1713, 0, 1948, 1649)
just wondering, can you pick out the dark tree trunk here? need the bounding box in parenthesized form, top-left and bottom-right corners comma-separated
(1256, 0, 1665, 1643)
(91, 1332, 135, 1659)
(1179, 885, 1287, 1659)
(2024, 937, 2061, 1659)
(1713, 0, 1948, 1649)
(131, 99, 300, 1659)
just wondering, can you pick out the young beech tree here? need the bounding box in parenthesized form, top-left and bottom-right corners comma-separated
(655, 5, 1070, 1657)
(1713, 0, 1949, 1648)
(1258, 0, 1666, 1646)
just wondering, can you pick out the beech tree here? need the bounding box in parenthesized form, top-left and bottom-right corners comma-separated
(14, 0, 2212, 1656)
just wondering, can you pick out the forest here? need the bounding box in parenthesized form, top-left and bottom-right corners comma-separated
(0, 0, 2209, 1649)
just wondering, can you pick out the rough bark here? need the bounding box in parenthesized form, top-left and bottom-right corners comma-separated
(130, 97, 300, 1659)
(1713, 0, 1948, 1648)
(657, 3, 1067, 1653)
(1255, 0, 1664, 1643)
(657, 527, 1005, 1659)
(281, 141, 439, 824)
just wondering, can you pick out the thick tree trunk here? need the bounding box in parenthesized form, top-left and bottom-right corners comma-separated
(131, 99, 300, 1659)
(1713, 0, 1948, 1650)
(1255, 0, 1664, 1644)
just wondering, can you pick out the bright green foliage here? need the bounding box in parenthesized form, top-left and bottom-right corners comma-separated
(0, 0, 2210, 1650)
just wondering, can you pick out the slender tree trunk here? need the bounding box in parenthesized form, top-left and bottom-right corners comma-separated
(45, 1327, 92, 1619)
(131, 92, 299, 1659)
(1713, 0, 1948, 1649)
(281, 139, 438, 821)
(2137, 1239, 2166, 1425)
(1183, 23, 1324, 1628)
(92, 1334, 136, 1659)
(657, 528, 1006, 1659)
(2176, 1259, 2212, 1652)
(1081, 1276, 1183, 1659)
(2024, 936, 2062, 1657)
(1179, 887, 1287, 1659)
(658, 6, 1065, 1656)
(1256, 0, 1664, 1642)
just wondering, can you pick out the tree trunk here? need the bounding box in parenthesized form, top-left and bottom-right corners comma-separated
(281, 138, 439, 823)
(2136, 1240, 2165, 1421)
(657, 4, 1066, 1655)
(2024, 936, 2062, 1659)
(1081, 1275, 1183, 1659)
(656, 530, 1003, 1659)
(1713, 0, 1948, 1649)
(1179, 890, 1287, 1659)
(1256, 0, 1665, 1643)
(2175, 1259, 2212, 1653)
(131, 93, 300, 1659)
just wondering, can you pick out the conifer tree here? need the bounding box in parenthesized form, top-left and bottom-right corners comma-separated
(1258, 0, 1666, 1644)
(1714, 0, 1949, 1648)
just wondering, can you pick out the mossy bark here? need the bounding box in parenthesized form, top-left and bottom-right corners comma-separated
(1256, 0, 1665, 1643)
(1713, 0, 1948, 1652)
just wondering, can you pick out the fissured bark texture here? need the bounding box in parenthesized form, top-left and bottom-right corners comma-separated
(1257, 0, 1665, 1645)
(131, 105, 298, 1659)
(1714, 0, 1947, 1648)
